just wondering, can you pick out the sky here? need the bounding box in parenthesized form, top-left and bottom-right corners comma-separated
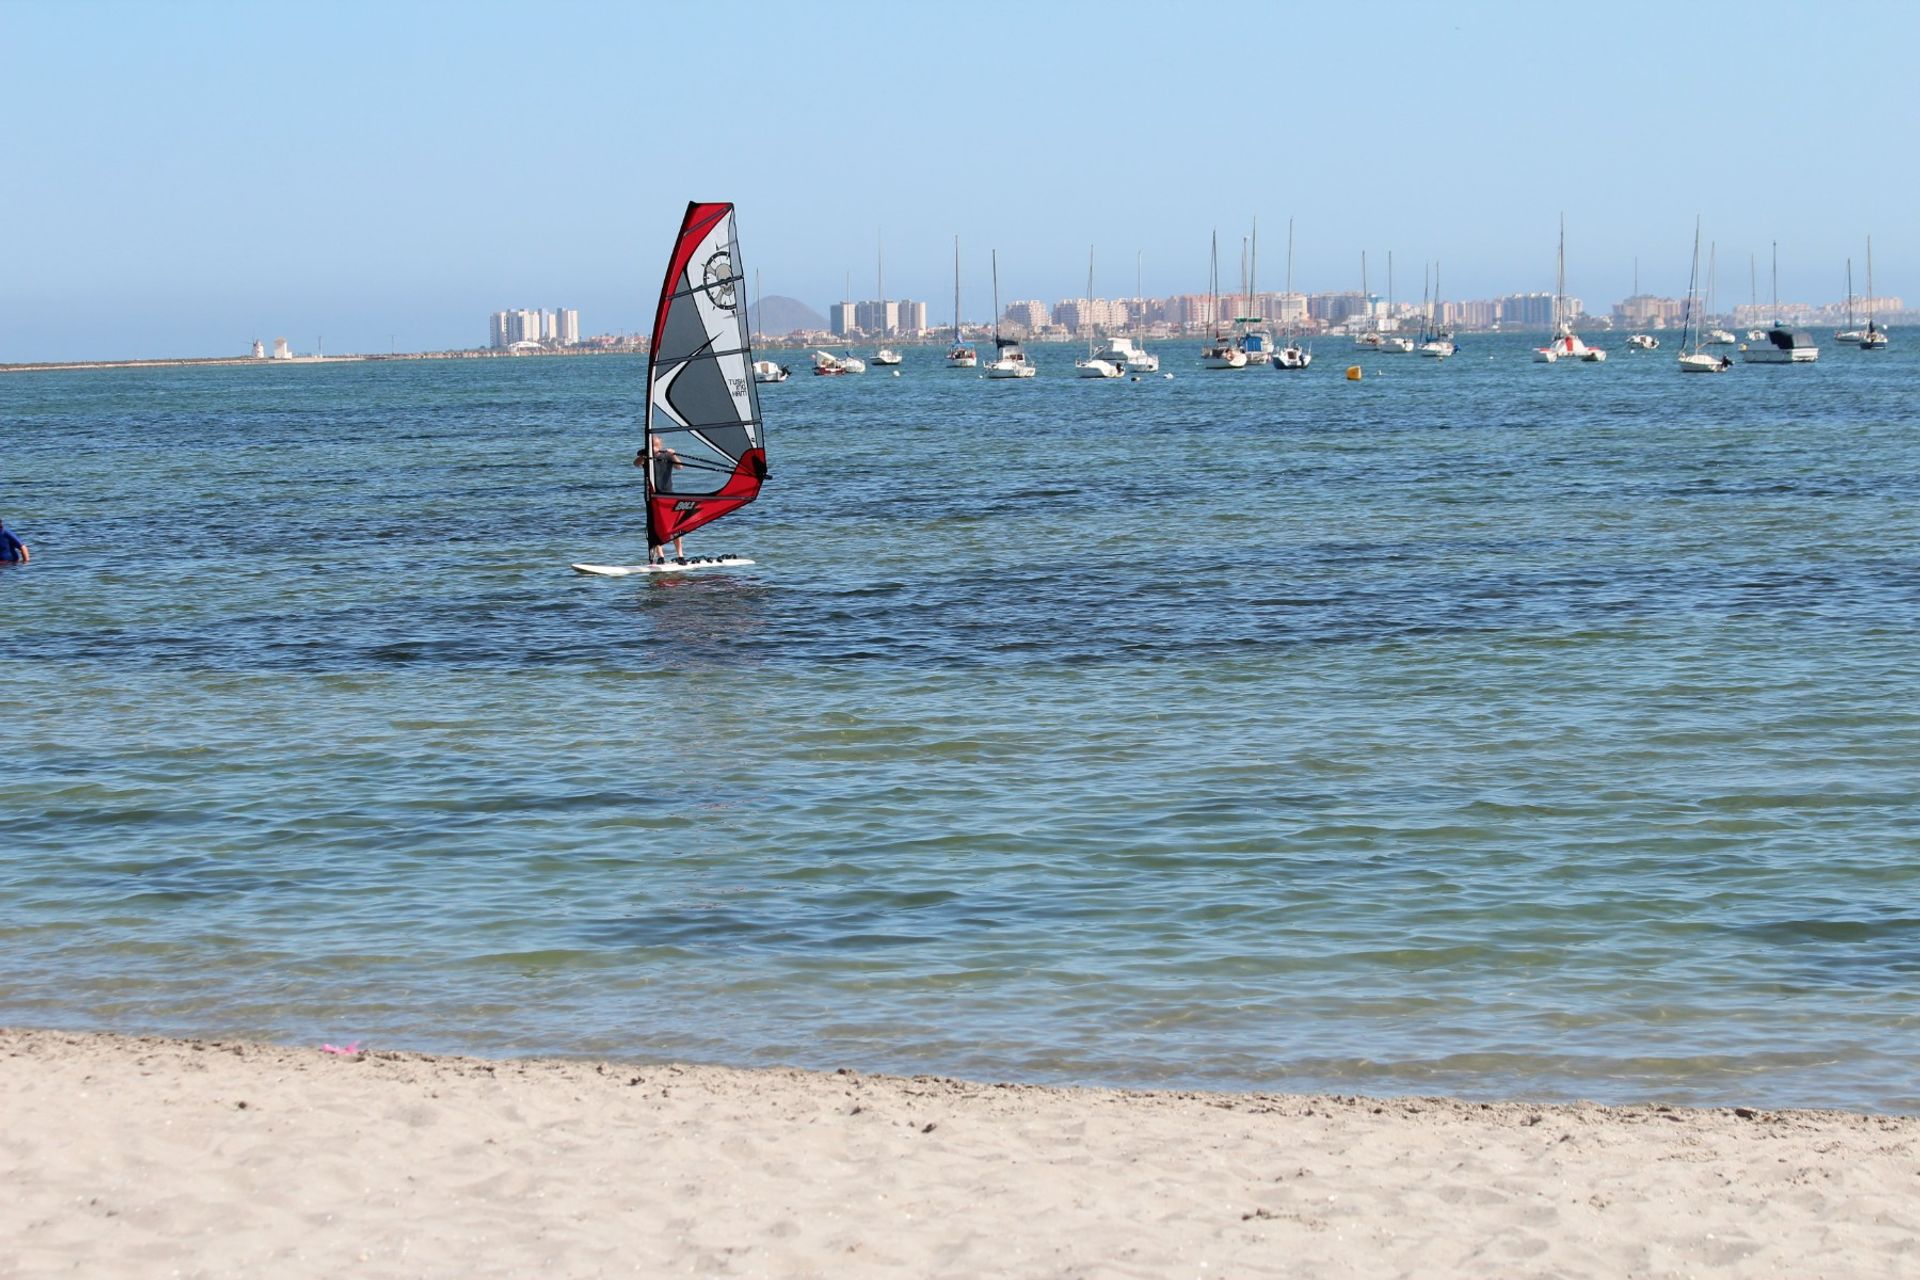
(4, 0, 1916, 361)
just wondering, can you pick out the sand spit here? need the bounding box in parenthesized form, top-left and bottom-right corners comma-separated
(3, 1027, 1915, 1278)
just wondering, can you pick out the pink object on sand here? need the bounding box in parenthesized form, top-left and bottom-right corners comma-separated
(320, 1042, 362, 1056)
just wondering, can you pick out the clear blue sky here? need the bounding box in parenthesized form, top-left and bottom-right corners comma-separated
(5, 0, 1914, 360)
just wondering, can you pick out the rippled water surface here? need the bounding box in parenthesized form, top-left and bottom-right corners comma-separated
(5, 339, 1919, 1110)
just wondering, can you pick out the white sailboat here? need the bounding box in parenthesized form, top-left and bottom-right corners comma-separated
(1418, 261, 1455, 358)
(985, 249, 1036, 378)
(1235, 223, 1274, 365)
(1352, 250, 1382, 351)
(870, 233, 902, 364)
(1273, 217, 1312, 370)
(1535, 215, 1605, 363)
(571, 200, 766, 575)
(1097, 250, 1159, 373)
(945, 236, 977, 367)
(1074, 247, 1123, 378)
(1861, 236, 1890, 349)
(750, 270, 790, 381)
(1677, 218, 1733, 373)
(1200, 231, 1247, 369)
(1377, 251, 1414, 353)
(1835, 257, 1864, 343)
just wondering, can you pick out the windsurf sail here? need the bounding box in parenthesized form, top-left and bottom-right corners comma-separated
(644, 201, 768, 549)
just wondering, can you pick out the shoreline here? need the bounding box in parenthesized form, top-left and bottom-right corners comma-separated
(6, 1027, 1915, 1276)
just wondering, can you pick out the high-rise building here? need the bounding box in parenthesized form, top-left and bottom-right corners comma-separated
(828, 301, 857, 336)
(556, 309, 580, 345)
(1003, 300, 1049, 331)
(489, 311, 509, 349)
(854, 299, 900, 335)
(896, 300, 927, 334)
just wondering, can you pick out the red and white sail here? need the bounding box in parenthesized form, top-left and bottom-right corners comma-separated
(644, 202, 768, 548)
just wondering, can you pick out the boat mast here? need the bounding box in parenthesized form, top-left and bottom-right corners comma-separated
(1555, 214, 1566, 333)
(1771, 240, 1779, 322)
(1387, 249, 1395, 329)
(1846, 257, 1855, 329)
(953, 235, 962, 343)
(1684, 217, 1701, 356)
(991, 249, 1001, 347)
(1086, 245, 1096, 356)
(1285, 218, 1295, 337)
(1249, 216, 1259, 326)
(1865, 236, 1876, 332)
(1360, 250, 1369, 330)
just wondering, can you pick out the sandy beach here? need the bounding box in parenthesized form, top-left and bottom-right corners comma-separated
(2, 1028, 1914, 1278)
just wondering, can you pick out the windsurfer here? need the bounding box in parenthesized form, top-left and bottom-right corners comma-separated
(637, 434, 686, 562)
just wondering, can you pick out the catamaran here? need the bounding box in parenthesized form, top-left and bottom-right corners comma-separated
(572, 201, 768, 576)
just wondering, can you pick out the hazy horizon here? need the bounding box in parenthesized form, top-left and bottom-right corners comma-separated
(6, 1, 1914, 361)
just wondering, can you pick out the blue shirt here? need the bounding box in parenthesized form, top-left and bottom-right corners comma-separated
(0, 528, 23, 562)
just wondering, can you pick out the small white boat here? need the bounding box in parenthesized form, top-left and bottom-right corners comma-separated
(986, 341, 1037, 378)
(1418, 338, 1455, 358)
(752, 359, 791, 383)
(1378, 335, 1414, 354)
(1074, 357, 1122, 378)
(1200, 335, 1247, 369)
(1703, 328, 1736, 346)
(1536, 217, 1604, 363)
(1626, 333, 1658, 350)
(1676, 220, 1732, 373)
(1353, 331, 1384, 350)
(1835, 328, 1865, 344)
(1272, 341, 1312, 370)
(946, 342, 978, 368)
(1097, 335, 1159, 373)
(812, 350, 866, 376)
(946, 238, 977, 366)
(872, 348, 902, 366)
(1860, 237, 1890, 350)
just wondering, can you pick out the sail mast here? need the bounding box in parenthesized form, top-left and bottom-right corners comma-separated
(953, 235, 962, 342)
(992, 249, 1001, 347)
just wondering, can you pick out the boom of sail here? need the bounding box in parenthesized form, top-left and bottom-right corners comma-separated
(644, 201, 769, 548)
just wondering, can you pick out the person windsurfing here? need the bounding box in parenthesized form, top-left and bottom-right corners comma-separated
(636, 434, 685, 562)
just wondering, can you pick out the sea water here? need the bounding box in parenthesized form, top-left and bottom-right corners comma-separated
(4, 337, 1918, 1110)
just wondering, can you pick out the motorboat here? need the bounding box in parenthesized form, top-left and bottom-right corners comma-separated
(1740, 327, 1819, 363)
(1097, 335, 1158, 373)
(1272, 340, 1312, 370)
(1074, 355, 1122, 378)
(872, 348, 902, 366)
(1703, 328, 1736, 346)
(1626, 334, 1658, 350)
(1379, 334, 1414, 354)
(1418, 337, 1455, 358)
(1238, 329, 1274, 365)
(752, 359, 791, 383)
(986, 340, 1037, 378)
(1678, 351, 1732, 373)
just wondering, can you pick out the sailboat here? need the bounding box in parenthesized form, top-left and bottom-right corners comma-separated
(1677, 218, 1733, 373)
(1835, 258, 1864, 343)
(945, 236, 977, 367)
(1075, 247, 1123, 378)
(1702, 244, 1736, 345)
(870, 232, 902, 365)
(1235, 222, 1274, 364)
(749, 270, 791, 382)
(571, 201, 767, 576)
(985, 249, 1036, 378)
(1534, 214, 1605, 363)
(1418, 261, 1455, 358)
(1095, 250, 1158, 373)
(1861, 237, 1889, 349)
(1273, 218, 1311, 370)
(1741, 241, 1819, 363)
(1377, 251, 1414, 353)
(1200, 230, 1247, 368)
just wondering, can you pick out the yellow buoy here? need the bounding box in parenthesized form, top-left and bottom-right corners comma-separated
(1345, 364, 1362, 381)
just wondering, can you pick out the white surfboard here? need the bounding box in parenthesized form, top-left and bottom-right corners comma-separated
(571, 555, 755, 577)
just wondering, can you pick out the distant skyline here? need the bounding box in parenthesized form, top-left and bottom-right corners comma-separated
(5, 1, 1916, 361)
